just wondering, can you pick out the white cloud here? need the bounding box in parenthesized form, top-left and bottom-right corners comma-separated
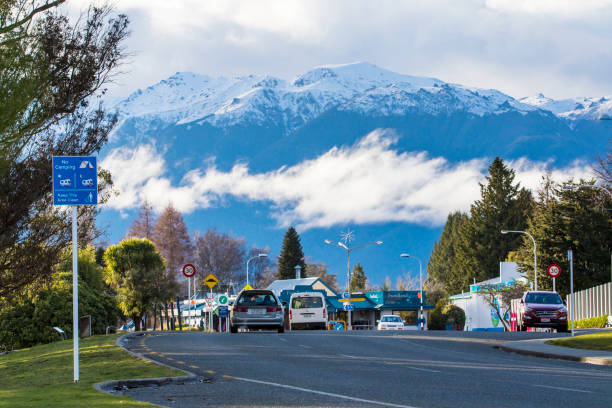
(101, 130, 594, 228)
(485, 0, 612, 17)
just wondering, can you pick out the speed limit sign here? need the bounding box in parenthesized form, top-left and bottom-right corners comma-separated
(547, 264, 561, 278)
(182, 263, 196, 278)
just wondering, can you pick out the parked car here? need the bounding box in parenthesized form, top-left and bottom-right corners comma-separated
(229, 290, 284, 333)
(518, 291, 568, 332)
(289, 292, 328, 330)
(377, 315, 405, 330)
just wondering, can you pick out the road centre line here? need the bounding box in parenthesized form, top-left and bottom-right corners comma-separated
(533, 384, 592, 393)
(384, 363, 440, 373)
(299, 344, 312, 349)
(232, 376, 419, 408)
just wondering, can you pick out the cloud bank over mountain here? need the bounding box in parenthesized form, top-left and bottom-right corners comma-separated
(101, 129, 593, 228)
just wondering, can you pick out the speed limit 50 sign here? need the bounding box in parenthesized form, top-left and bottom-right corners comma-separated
(547, 264, 561, 278)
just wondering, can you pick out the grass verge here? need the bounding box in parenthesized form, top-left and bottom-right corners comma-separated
(0, 333, 183, 407)
(546, 331, 612, 351)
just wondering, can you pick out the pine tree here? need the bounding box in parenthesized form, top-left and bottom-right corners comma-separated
(452, 157, 532, 294)
(349, 263, 367, 292)
(152, 203, 192, 278)
(127, 200, 156, 240)
(427, 212, 468, 293)
(277, 227, 307, 280)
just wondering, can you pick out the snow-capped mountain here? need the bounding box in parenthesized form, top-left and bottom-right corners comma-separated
(520, 93, 612, 120)
(115, 62, 547, 134)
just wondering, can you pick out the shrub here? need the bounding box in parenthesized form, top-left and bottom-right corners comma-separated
(569, 315, 608, 329)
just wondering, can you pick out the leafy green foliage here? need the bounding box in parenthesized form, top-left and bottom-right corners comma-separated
(442, 304, 466, 327)
(0, 247, 119, 351)
(277, 227, 307, 280)
(451, 157, 532, 294)
(428, 299, 448, 330)
(512, 179, 611, 296)
(427, 212, 468, 293)
(103, 238, 168, 331)
(349, 263, 367, 292)
(569, 315, 608, 329)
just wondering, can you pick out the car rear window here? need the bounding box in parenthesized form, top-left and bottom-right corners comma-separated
(237, 292, 277, 306)
(525, 293, 562, 304)
(291, 296, 323, 309)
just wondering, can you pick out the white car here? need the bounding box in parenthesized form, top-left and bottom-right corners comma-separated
(377, 315, 405, 330)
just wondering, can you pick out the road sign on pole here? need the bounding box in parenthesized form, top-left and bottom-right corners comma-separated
(204, 273, 219, 289)
(343, 304, 354, 311)
(52, 156, 98, 383)
(217, 295, 228, 305)
(547, 264, 561, 278)
(183, 264, 196, 278)
(52, 156, 98, 205)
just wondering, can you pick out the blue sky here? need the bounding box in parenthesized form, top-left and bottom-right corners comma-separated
(69, 0, 612, 100)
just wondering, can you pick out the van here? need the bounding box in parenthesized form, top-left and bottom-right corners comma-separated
(289, 292, 327, 330)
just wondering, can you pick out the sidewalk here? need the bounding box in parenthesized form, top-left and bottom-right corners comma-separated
(499, 338, 612, 366)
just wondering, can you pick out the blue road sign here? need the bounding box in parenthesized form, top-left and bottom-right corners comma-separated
(52, 156, 98, 205)
(217, 306, 229, 318)
(343, 304, 354, 311)
(342, 292, 350, 299)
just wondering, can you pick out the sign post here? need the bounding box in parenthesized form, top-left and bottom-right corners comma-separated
(568, 250, 574, 337)
(204, 274, 218, 331)
(52, 156, 98, 383)
(547, 264, 561, 292)
(183, 264, 196, 330)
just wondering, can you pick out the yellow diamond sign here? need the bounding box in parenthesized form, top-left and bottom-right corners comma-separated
(243, 284, 254, 291)
(204, 273, 219, 289)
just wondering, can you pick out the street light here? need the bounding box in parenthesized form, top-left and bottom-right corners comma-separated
(501, 230, 537, 290)
(324, 238, 382, 330)
(246, 253, 268, 287)
(400, 254, 424, 330)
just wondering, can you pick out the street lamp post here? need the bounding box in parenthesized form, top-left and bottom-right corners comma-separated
(324, 239, 382, 330)
(246, 254, 268, 287)
(400, 254, 424, 330)
(501, 230, 537, 290)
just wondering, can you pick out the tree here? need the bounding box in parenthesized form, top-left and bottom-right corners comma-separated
(427, 212, 468, 293)
(127, 200, 156, 240)
(153, 203, 192, 278)
(512, 179, 611, 296)
(594, 140, 611, 187)
(382, 276, 391, 291)
(277, 227, 307, 280)
(0, 246, 119, 351)
(103, 238, 166, 331)
(193, 230, 245, 288)
(349, 263, 367, 292)
(0, 1, 129, 299)
(452, 157, 532, 294)
(477, 281, 529, 331)
(306, 262, 340, 293)
(396, 273, 419, 291)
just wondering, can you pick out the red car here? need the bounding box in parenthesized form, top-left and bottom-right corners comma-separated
(518, 291, 568, 332)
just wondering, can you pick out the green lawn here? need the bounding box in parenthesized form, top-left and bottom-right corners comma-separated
(0, 333, 183, 407)
(546, 331, 612, 351)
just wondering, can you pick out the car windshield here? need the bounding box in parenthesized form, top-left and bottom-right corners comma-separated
(291, 296, 323, 309)
(381, 316, 402, 323)
(525, 293, 562, 304)
(237, 292, 277, 306)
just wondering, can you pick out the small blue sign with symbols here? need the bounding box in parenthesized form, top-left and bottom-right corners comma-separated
(342, 292, 350, 299)
(52, 156, 97, 205)
(343, 304, 354, 311)
(217, 306, 229, 318)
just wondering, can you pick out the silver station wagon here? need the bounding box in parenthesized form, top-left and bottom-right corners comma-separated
(229, 290, 285, 333)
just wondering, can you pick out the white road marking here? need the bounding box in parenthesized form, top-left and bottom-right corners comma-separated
(403, 366, 440, 373)
(233, 376, 419, 408)
(533, 384, 592, 393)
(340, 354, 358, 358)
(278, 338, 287, 342)
(299, 344, 311, 349)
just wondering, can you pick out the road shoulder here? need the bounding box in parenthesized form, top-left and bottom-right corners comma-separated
(499, 338, 612, 365)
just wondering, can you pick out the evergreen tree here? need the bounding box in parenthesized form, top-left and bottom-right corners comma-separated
(153, 203, 192, 278)
(127, 200, 156, 240)
(452, 157, 532, 294)
(277, 227, 307, 280)
(513, 180, 611, 296)
(427, 211, 468, 293)
(349, 263, 367, 292)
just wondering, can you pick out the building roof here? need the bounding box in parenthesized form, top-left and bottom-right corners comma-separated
(267, 277, 320, 295)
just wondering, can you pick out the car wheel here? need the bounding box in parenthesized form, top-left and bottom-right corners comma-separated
(230, 324, 237, 333)
(278, 326, 285, 333)
(557, 325, 568, 333)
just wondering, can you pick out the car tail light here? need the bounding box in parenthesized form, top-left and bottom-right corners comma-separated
(289, 309, 292, 320)
(235, 307, 247, 312)
(323, 308, 327, 318)
(266, 307, 283, 312)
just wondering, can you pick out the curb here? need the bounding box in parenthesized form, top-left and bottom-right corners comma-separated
(499, 338, 612, 366)
(93, 332, 199, 396)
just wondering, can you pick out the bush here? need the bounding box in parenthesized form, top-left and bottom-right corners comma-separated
(442, 304, 466, 327)
(428, 299, 466, 330)
(569, 315, 608, 329)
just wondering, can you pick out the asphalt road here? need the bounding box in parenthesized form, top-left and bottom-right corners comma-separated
(121, 330, 612, 408)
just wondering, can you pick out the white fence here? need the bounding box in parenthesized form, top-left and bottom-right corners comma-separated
(566, 282, 612, 321)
